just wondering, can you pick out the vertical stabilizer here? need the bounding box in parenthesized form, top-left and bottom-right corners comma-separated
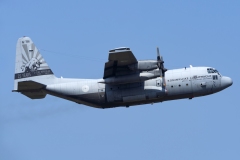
(14, 37, 55, 91)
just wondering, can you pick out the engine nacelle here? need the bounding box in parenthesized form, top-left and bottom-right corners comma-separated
(100, 70, 161, 85)
(128, 60, 158, 71)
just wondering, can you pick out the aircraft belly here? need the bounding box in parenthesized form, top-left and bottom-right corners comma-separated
(123, 94, 146, 102)
(105, 81, 166, 105)
(77, 92, 101, 102)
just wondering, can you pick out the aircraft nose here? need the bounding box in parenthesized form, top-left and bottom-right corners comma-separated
(221, 76, 233, 89)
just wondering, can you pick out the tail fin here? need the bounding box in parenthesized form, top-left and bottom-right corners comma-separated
(13, 37, 55, 98)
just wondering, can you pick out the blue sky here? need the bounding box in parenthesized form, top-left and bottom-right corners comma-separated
(0, 1, 239, 160)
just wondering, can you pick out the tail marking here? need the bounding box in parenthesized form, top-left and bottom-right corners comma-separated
(14, 37, 53, 79)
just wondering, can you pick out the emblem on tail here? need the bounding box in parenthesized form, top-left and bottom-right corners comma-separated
(21, 58, 42, 72)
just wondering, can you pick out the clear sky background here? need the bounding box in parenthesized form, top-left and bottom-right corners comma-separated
(0, 0, 239, 160)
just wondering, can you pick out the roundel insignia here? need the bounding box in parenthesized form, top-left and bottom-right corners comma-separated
(82, 85, 89, 92)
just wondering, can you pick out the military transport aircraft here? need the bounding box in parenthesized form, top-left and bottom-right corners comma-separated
(13, 37, 233, 108)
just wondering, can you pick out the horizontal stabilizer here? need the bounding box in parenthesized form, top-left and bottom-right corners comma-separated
(21, 90, 46, 99)
(17, 81, 46, 91)
(13, 81, 46, 99)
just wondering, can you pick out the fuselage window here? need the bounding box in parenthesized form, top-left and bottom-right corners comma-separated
(213, 75, 218, 80)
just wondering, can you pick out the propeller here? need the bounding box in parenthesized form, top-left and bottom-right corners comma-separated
(157, 47, 167, 85)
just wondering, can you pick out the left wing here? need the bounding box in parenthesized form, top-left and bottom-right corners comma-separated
(103, 47, 138, 79)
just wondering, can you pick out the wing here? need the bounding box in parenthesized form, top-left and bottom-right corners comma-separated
(103, 48, 138, 79)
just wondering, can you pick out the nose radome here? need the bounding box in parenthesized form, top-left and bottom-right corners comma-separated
(221, 76, 233, 89)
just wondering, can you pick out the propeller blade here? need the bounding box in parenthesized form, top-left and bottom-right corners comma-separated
(163, 77, 166, 86)
(157, 47, 161, 68)
(156, 47, 167, 84)
(157, 47, 160, 59)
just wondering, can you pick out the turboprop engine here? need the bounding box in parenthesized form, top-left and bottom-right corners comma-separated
(101, 47, 168, 85)
(128, 60, 158, 71)
(99, 70, 161, 85)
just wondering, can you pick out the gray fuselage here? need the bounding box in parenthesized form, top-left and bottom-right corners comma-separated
(44, 66, 232, 108)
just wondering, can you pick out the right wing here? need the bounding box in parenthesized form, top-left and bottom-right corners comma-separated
(103, 48, 138, 79)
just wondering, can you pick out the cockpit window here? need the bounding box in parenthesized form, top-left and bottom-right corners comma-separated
(207, 68, 221, 76)
(207, 68, 214, 73)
